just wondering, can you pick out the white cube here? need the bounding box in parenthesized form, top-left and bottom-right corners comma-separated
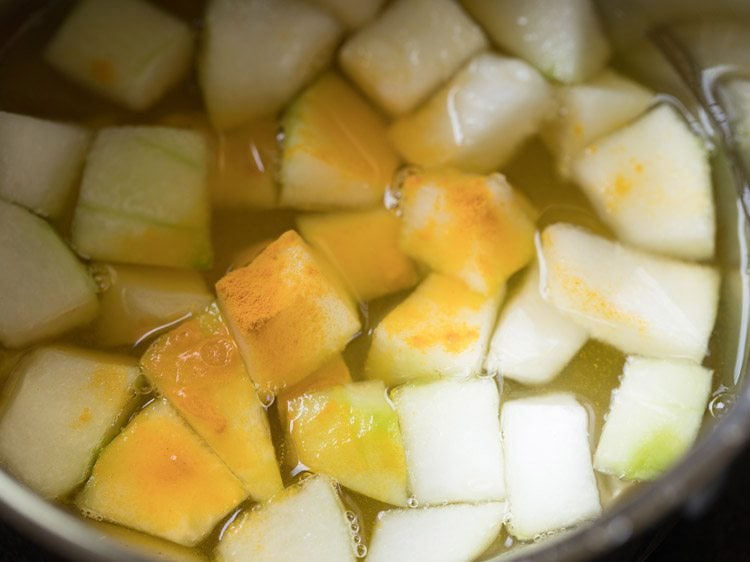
(215, 475, 356, 562)
(0, 111, 90, 217)
(539, 223, 720, 362)
(594, 356, 712, 481)
(502, 393, 601, 540)
(339, 0, 486, 114)
(571, 104, 715, 260)
(367, 502, 506, 562)
(485, 266, 588, 385)
(46, 0, 193, 110)
(390, 53, 552, 173)
(392, 378, 505, 505)
(0, 346, 140, 498)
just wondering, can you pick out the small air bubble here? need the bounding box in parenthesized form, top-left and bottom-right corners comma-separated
(710, 392, 735, 419)
(345, 510, 358, 523)
(407, 496, 419, 508)
(260, 391, 275, 408)
(135, 378, 153, 396)
(385, 165, 421, 211)
(352, 534, 362, 545)
(350, 522, 360, 533)
(355, 544, 368, 558)
(88, 264, 112, 293)
(478, 368, 495, 379)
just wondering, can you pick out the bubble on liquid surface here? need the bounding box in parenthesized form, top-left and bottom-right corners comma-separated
(709, 391, 735, 419)
(407, 496, 419, 508)
(345, 510, 357, 523)
(355, 544, 368, 558)
(88, 264, 112, 293)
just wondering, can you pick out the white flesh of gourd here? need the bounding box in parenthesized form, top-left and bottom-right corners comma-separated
(594, 356, 712, 481)
(215, 475, 356, 562)
(502, 393, 601, 540)
(45, 0, 193, 111)
(0, 200, 99, 348)
(392, 378, 505, 505)
(539, 223, 720, 362)
(389, 53, 553, 173)
(485, 267, 587, 385)
(0, 346, 139, 498)
(200, 0, 341, 130)
(463, 0, 610, 83)
(542, 68, 653, 176)
(571, 104, 715, 260)
(367, 502, 506, 562)
(339, 0, 487, 115)
(0, 111, 90, 217)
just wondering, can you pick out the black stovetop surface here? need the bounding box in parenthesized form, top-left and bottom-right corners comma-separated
(2, 444, 750, 562)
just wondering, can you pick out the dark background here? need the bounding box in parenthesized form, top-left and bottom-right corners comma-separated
(1, 444, 749, 562)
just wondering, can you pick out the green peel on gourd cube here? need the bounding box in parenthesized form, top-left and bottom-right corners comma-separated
(365, 275, 503, 384)
(541, 68, 654, 176)
(390, 53, 552, 173)
(502, 393, 601, 540)
(71, 126, 212, 269)
(539, 223, 720, 362)
(463, 0, 610, 84)
(200, 0, 341, 130)
(571, 104, 715, 260)
(46, 0, 193, 111)
(0, 346, 140, 498)
(367, 502, 506, 562)
(594, 356, 712, 481)
(392, 378, 505, 505)
(339, 0, 487, 115)
(287, 380, 408, 506)
(0, 111, 91, 218)
(215, 475, 357, 562)
(0, 200, 99, 348)
(485, 266, 588, 385)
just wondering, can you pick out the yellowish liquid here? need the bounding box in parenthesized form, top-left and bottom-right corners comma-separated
(0, 1, 745, 560)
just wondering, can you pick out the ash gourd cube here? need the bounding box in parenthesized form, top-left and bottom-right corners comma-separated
(280, 73, 400, 210)
(0, 200, 99, 348)
(46, 0, 193, 111)
(501, 393, 601, 540)
(339, 0, 487, 115)
(76, 398, 248, 547)
(365, 274, 503, 385)
(297, 208, 419, 302)
(92, 263, 212, 347)
(485, 266, 588, 385)
(71, 126, 212, 269)
(140, 303, 283, 501)
(399, 169, 536, 295)
(389, 53, 553, 173)
(367, 502, 506, 562)
(571, 104, 715, 260)
(277, 355, 352, 468)
(200, 0, 342, 130)
(539, 223, 720, 362)
(0, 346, 140, 499)
(216, 230, 361, 396)
(542, 68, 654, 176)
(215, 475, 356, 562)
(594, 356, 712, 481)
(392, 378, 505, 505)
(0, 111, 91, 217)
(463, 0, 610, 84)
(288, 380, 408, 505)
